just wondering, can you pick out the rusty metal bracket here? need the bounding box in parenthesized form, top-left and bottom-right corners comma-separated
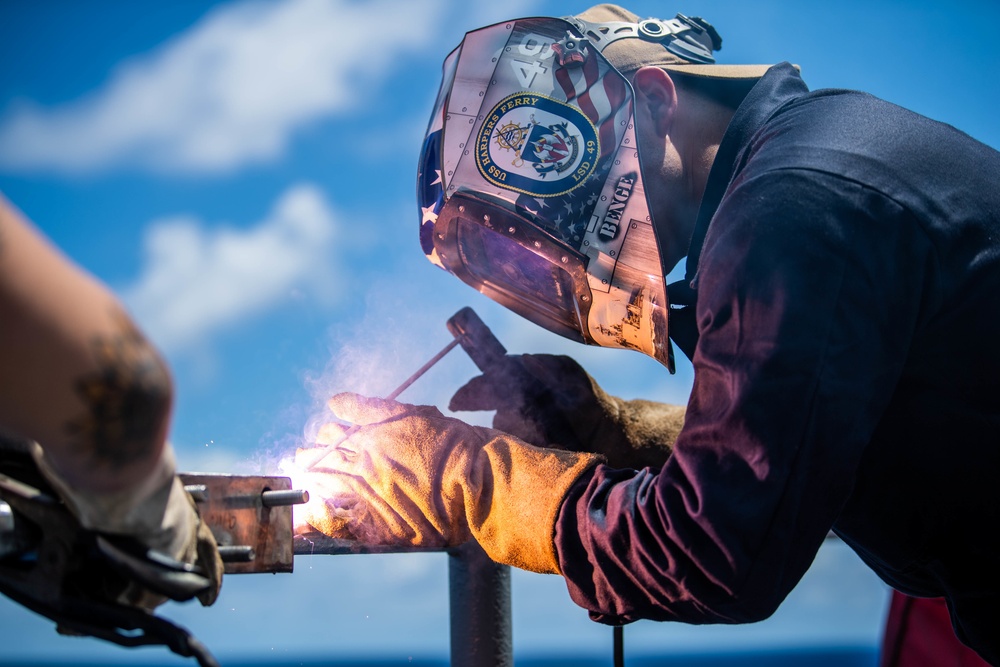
(179, 473, 307, 575)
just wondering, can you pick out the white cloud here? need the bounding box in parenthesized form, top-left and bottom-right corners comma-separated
(122, 183, 339, 351)
(0, 0, 446, 173)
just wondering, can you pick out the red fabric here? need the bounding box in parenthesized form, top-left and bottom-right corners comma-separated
(881, 592, 993, 667)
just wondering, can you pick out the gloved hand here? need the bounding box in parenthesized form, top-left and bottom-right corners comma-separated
(30, 442, 223, 609)
(296, 393, 601, 574)
(449, 354, 684, 469)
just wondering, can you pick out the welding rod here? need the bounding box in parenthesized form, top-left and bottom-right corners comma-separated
(384, 338, 460, 402)
(303, 337, 461, 470)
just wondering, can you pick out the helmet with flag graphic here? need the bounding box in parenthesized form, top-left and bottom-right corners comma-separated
(417, 5, 763, 369)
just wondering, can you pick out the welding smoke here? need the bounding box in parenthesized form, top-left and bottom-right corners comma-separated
(272, 282, 486, 543)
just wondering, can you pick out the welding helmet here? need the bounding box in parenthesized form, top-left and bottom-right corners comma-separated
(418, 9, 752, 369)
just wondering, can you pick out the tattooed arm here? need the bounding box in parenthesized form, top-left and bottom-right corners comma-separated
(0, 194, 222, 607)
(0, 194, 172, 494)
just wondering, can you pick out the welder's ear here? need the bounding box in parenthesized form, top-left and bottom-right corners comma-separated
(632, 66, 678, 137)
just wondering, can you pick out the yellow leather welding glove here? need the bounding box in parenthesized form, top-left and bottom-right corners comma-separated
(296, 393, 601, 574)
(450, 354, 683, 469)
(31, 442, 223, 608)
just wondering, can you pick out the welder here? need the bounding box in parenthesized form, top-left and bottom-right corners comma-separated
(298, 4, 1000, 663)
(0, 194, 222, 609)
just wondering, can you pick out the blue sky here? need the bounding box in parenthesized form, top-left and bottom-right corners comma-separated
(1, 0, 997, 663)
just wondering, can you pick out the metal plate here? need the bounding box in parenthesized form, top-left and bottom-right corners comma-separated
(180, 473, 296, 574)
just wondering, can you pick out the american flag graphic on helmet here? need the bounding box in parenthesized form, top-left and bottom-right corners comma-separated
(418, 128, 444, 267)
(552, 34, 631, 163)
(514, 156, 612, 249)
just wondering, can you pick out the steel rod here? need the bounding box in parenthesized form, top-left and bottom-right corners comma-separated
(217, 545, 255, 563)
(260, 489, 309, 507)
(184, 484, 209, 503)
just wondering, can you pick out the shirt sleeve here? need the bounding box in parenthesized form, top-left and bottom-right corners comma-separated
(554, 168, 935, 624)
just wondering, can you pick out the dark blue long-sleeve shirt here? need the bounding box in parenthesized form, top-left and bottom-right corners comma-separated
(554, 63, 1000, 662)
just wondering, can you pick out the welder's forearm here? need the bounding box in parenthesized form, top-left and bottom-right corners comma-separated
(470, 434, 601, 574)
(554, 464, 766, 625)
(0, 195, 173, 495)
(572, 393, 683, 470)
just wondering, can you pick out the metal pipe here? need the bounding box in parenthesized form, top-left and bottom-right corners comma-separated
(260, 489, 309, 507)
(293, 532, 443, 556)
(293, 534, 513, 667)
(449, 541, 512, 667)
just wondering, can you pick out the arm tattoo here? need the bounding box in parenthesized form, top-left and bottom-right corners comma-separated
(65, 311, 171, 472)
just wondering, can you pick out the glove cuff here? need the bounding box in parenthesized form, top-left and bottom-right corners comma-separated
(469, 435, 601, 574)
(33, 442, 222, 607)
(30, 442, 194, 555)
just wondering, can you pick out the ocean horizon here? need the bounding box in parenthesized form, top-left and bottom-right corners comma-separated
(2, 645, 879, 667)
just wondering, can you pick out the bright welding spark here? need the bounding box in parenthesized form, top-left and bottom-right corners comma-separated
(277, 456, 305, 532)
(278, 450, 359, 538)
(278, 455, 320, 534)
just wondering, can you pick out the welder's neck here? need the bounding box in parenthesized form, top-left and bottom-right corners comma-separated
(668, 100, 734, 267)
(653, 100, 733, 266)
(679, 91, 734, 201)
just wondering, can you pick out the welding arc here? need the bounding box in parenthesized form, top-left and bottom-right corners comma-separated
(303, 338, 460, 470)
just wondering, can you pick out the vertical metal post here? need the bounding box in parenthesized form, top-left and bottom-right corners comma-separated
(448, 540, 512, 667)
